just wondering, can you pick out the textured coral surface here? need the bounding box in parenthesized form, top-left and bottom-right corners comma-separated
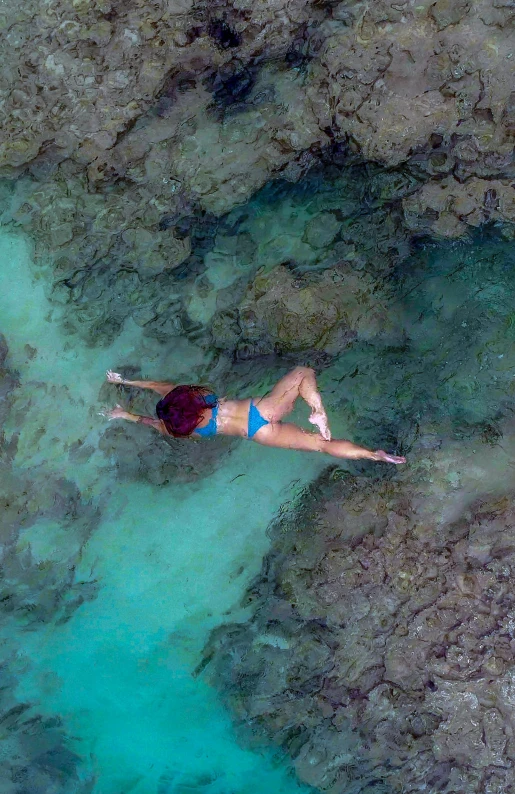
(207, 432, 515, 793)
(2, 0, 515, 268)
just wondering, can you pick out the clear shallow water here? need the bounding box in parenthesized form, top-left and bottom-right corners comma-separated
(3, 180, 515, 794)
(0, 231, 323, 793)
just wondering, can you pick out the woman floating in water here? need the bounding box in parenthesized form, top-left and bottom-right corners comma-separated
(102, 367, 405, 464)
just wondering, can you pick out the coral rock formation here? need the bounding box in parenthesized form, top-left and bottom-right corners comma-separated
(211, 261, 394, 358)
(3, 0, 515, 282)
(206, 435, 515, 793)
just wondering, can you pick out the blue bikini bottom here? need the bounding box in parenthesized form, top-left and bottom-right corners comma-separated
(248, 400, 269, 438)
(194, 396, 269, 439)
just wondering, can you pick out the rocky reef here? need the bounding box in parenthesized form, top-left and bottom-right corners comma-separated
(2, 0, 515, 254)
(2, 1, 514, 376)
(1, 0, 515, 357)
(1, 154, 413, 359)
(205, 427, 515, 794)
(3, 1, 515, 791)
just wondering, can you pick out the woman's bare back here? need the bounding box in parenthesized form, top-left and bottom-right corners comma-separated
(203, 397, 251, 437)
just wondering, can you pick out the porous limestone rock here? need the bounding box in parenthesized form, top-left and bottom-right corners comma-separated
(2, 0, 515, 246)
(0, 0, 327, 185)
(206, 430, 515, 794)
(403, 177, 515, 238)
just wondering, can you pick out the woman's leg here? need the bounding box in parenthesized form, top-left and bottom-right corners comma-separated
(256, 367, 331, 439)
(253, 422, 406, 464)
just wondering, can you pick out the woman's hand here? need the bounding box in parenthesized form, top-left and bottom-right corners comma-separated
(373, 450, 406, 465)
(99, 404, 127, 421)
(106, 370, 124, 384)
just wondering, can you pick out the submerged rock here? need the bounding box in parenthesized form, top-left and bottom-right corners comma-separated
(0, 332, 8, 366)
(211, 261, 395, 359)
(403, 176, 515, 238)
(4, 158, 411, 354)
(0, 333, 18, 427)
(205, 431, 515, 794)
(0, 661, 91, 794)
(0, 461, 99, 626)
(99, 421, 236, 485)
(2, 0, 515, 268)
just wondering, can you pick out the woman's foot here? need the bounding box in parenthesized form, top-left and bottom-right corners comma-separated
(309, 410, 331, 441)
(374, 450, 406, 464)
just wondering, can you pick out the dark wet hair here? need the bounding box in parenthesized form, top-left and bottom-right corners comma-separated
(155, 385, 217, 438)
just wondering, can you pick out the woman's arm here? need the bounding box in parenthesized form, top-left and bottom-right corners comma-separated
(101, 405, 166, 433)
(106, 371, 174, 396)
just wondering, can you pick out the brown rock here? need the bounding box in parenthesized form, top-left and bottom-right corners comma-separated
(430, 0, 471, 30)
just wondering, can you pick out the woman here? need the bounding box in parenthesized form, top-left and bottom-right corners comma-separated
(102, 367, 405, 464)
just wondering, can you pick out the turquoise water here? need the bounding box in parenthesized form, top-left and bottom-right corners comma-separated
(0, 231, 323, 793)
(3, 167, 515, 794)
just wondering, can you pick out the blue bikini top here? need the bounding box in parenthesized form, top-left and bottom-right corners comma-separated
(194, 394, 218, 437)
